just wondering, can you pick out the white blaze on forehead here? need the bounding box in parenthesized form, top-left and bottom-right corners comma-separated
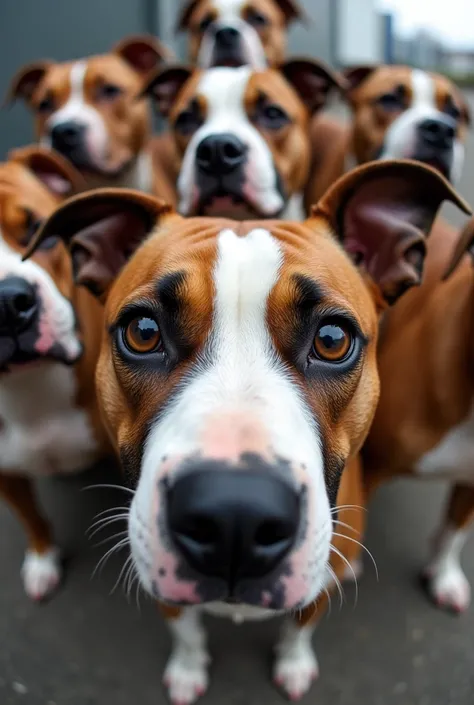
(212, 0, 245, 16)
(46, 61, 88, 128)
(411, 69, 436, 108)
(177, 67, 283, 216)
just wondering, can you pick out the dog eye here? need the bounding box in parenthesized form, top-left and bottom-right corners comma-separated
(97, 83, 123, 101)
(20, 210, 43, 247)
(246, 8, 268, 27)
(125, 316, 162, 354)
(444, 99, 461, 121)
(311, 321, 353, 363)
(376, 92, 404, 111)
(256, 103, 290, 130)
(37, 95, 55, 113)
(175, 108, 203, 136)
(199, 14, 214, 32)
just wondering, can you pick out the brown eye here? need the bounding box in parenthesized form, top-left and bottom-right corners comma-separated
(125, 316, 161, 354)
(312, 322, 352, 362)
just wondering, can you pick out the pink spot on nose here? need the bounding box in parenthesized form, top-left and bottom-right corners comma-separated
(35, 314, 55, 355)
(201, 412, 270, 462)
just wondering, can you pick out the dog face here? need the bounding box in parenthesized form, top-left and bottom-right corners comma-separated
(347, 66, 471, 185)
(27, 161, 466, 610)
(178, 0, 303, 68)
(0, 147, 86, 373)
(144, 61, 344, 219)
(7, 36, 169, 179)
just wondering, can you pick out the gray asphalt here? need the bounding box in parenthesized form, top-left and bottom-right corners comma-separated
(1, 95, 474, 705)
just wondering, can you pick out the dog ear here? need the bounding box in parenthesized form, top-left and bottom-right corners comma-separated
(23, 189, 176, 300)
(9, 146, 85, 196)
(113, 34, 173, 75)
(310, 160, 471, 305)
(5, 61, 52, 106)
(274, 0, 305, 23)
(140, 65, 194, 117)
(176, 0, 201, 31)
(443, 217, 474, 279)
(280, 59, 348, 113)
(343, 65, 377, 94)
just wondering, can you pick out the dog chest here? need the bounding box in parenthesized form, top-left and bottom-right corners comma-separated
(415, 403, 474, 485)
(0, 363, 98, 476)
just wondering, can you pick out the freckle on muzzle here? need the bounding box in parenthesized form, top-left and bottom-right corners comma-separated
(167, 458, 301, 596)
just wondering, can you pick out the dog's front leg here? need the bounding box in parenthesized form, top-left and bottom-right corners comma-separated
(160, 605, 211, 705)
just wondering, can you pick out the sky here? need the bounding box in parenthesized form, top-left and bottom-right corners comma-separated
(378, 0, 474, 48)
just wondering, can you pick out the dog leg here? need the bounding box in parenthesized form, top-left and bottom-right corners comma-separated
(161, 606, 210, 705)
(0, 473, 61, 601)
(423, 483, 474, 614)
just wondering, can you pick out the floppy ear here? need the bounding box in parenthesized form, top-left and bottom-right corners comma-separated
(23, 188, 175, 300)
(113, 34, 173, 75)
(274, 0, 305, 24)
(343, 65, 377, 94)
(5, 61, 52, 105)
(311, 160, 471, 305)
(140, 65, 194, 118)
(280, 59, 348, 113)
(9, 146, 86, 196)
(443, 217, 474, 279)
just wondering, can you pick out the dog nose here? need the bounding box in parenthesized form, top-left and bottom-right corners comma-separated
(214, 26, 240, 47)
(0, 277, 38, 335)
(418, 118, 455, 149)
(196, 134, 247, 175)
(51, 121, 85, 153)
(167, 468, 300, 587)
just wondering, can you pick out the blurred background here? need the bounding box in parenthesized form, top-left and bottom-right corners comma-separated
(1, 0, 473, 157)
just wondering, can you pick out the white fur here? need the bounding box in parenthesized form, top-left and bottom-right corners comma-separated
(22, 547, 62, 600)
(177, 67, 284, 217)
(164, 609, 210, 705)
(42, 61, 109, 172)
(379, 69, 464, 184)
(274, 620, 319, 699)
(415, 402, 474, 485)
(198, 0, 267, 69)
(424, 526, 471, 612)
(130, 227, 332, 609)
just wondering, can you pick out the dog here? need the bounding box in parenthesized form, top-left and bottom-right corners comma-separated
(25, 158, 467, 702)
(177, 0, 304, 68)
(144, 60, 346, 219)
(6, 35, 170, 193)
(0, 146, 111, 601)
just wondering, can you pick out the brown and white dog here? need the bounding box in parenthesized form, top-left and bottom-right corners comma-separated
(6, 35, 170, 193)
(177, 0, 303, 68)
(26, 160, 467, 702)
(345, 65, 471, 184)
(144, 60, 345, 219)
(0, 146, 110, 601)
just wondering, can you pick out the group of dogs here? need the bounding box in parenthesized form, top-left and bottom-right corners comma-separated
(1, 0, 474, 703)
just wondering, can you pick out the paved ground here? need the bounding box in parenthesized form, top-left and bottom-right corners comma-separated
(1, 94, 474, 705)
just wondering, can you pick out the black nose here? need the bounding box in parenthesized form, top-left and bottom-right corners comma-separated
(50, 121, 85, 153)
(214, 26, 240, 48)
(0, 277, 38, 335)
(196, 134, 247, 175)
(418, 118, 455, 149)
(167, 468, 300, 588)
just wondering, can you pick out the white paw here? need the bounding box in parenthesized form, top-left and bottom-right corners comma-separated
(342, 557, 364, 583)
(163, 648, 210, 705)
(274, 642, 319, 701)
(21, 548, 62, 601)
(423, 563, 471, 614)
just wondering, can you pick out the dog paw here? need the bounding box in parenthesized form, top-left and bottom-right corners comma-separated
(163, 648, 210, 705)
(422, 564, 471, 614)
(273, 643, 319, 701)
(21, 548, 62, 601)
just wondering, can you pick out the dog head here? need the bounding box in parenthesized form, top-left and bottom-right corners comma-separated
(346, 65, 471, 185)
(178, 0, 303, 68)
(6, 35, 170, 183)
(143, 60, 345, 218)
(26, 160, 468, 609)
(0, 146, 86, 373)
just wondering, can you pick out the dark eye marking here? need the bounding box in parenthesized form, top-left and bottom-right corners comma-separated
(175, 99, 204, 136)
(157, 271, 187, 311)
(443, 94, 462, 121)
(253, 94, 291, 130)
(37, 93, 55, 113)
(375, 84, 406, 112)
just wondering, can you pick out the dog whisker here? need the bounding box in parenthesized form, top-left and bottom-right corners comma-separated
(331, 532, 379, 580)
(92, 535, 130, 579)
(82, 483, 136, 495)
(332, 518, 358, 535)
(326, 563, 344, 609)
(87, 514, 129, 539)
(330, 544, 359, 607)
